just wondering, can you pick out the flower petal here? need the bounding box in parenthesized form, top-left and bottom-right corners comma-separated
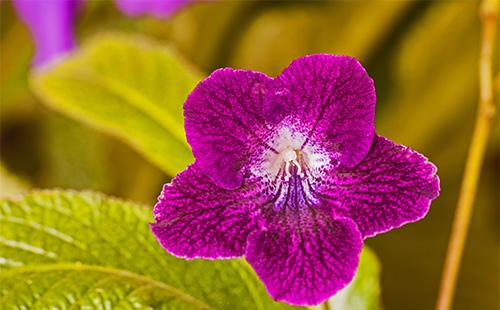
(115, 0, 188, 18)
(184, 69, 273, 190)
(320, 135, 440, 238)
(151, 164, 264, 259)
(245, 214, 362, 306)
(13, 0, 79, 67)
(264, 54, 376, 168)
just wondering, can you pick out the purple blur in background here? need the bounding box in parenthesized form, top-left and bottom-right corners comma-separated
(150, 54, 440, 305)
(13, 0, 80, 67)
(13, 0, 189, 67)
(116, 0, 189, 18)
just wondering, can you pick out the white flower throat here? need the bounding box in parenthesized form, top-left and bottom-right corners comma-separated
(249, 125, 335, 211)
(253, 126, 330, 191)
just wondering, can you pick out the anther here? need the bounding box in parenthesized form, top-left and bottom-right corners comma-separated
(283, 149, 304, 181)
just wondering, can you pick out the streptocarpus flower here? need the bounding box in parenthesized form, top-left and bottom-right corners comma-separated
(13, 0, 189, 67)
(150, 55, 440, 305)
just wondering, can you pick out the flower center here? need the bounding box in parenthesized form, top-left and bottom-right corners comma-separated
(283, 149, 304, 181)
(270, 147, 319, 211)
(253, 126, 330, 187)
(251, 125, 334, 212)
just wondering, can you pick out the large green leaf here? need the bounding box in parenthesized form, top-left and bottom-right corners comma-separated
(0, 191, 295, 309)
(31, 34, 200, 176)
(0, 264, 212, 309)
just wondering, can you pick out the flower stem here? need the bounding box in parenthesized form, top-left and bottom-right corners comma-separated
(435, 1, 498, 310)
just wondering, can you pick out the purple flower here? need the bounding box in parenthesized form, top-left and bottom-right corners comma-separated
(13, 0, 80, 67)
(13, 0, 189, 67)
(150, 55, 440, 306)
(116, 0, 189, 18)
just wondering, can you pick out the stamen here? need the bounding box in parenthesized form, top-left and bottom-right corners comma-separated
(295, 158, 304, 177)
(285, 161, 292, 181)
(283, 149, 305, 181)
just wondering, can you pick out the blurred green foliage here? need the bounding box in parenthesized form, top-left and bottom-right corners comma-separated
(0, 1, 498, 309)
(31, 34, 198, 175)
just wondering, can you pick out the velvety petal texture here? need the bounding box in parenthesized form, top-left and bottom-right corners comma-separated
(151, 164, 264, 259)
(115, 0, 189, 18)
(184, 69, 273, 190)
(320, 135, 440, 238)
(152, 54, 440, 306)
(13, 0, 79, 66)
(246, 216, 362, 305)
(264, 55, 376, 168)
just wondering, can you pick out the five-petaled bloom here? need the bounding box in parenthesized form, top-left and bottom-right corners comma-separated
(151, 55, 440, 306)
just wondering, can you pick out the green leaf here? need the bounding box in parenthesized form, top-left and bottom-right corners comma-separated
(0, 190, 296, 309)
(321, 247, 382, 310)
(0, 264, 212, 309)
(30, 34, 201, 176)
